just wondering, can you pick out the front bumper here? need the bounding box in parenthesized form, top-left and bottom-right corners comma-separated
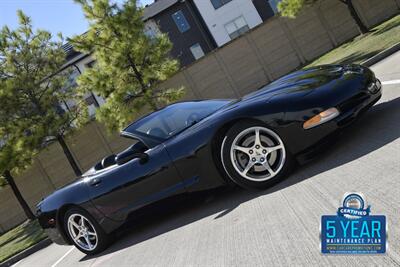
(335, 80, 382, 128)
(296, 82, 382, 164)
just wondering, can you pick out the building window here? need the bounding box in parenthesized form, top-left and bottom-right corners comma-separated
(269, 0, 281, 14)
(172, 10, 190, 33)
(144, 20, 160, 38)
(224, 16, 250, 40)
(210, 0, 232, 9)
(190, 43, 205, 60)
(144, 28, 157, 38)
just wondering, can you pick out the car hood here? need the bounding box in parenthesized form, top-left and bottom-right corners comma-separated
(241, 64, 347, 102)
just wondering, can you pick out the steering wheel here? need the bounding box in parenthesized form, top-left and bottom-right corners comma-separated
(185, 113, 201, 127)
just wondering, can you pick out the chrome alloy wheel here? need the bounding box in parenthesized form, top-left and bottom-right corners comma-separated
(229, 126, 286, 181)
(67, 214, 98, 251)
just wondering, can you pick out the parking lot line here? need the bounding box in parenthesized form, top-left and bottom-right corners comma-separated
(382, 79, 400, 85)
(50, 247, 74, 267)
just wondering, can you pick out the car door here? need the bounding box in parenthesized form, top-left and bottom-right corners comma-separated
(86, 143, 185, 221)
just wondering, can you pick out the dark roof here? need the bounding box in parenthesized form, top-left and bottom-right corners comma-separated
(143, 0, 179, 20)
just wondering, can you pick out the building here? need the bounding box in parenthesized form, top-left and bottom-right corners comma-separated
(62, 0, 218, 79)
(192, 0, 278, 47)
(60, 0, 222, 117)
(61, 43, 103, 118)
(143, 0, 217, 67)
(59, 0, 280, 116)
(61, 0, 280, 70)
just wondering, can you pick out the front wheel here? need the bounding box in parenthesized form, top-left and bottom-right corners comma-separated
(64, 207, 110, 255)
(220, 121, 294, 190)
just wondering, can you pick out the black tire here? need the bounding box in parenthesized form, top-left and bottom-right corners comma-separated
(220, 120, 294, 190)
(63, 207, 110, 255)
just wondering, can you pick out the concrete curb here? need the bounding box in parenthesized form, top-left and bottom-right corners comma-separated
(362, 42, 400, 67)
(0, 238, 52, 267)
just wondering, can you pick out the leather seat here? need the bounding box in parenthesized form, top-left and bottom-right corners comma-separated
(101, 154, 116, 169)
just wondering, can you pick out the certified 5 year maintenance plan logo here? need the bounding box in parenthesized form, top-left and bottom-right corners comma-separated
(320, 192, 387, 254)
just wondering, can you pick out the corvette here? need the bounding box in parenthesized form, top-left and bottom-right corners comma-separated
(37, 64, 382, 254)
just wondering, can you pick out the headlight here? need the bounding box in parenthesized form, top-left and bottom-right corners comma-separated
(303, 108, 340, 129)
(367, 79, 381, 94)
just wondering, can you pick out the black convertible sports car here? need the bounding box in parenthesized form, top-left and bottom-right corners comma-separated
(37, 64, 382, 254)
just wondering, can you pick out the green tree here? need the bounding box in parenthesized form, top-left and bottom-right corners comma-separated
(70, 0, 184, 131)
(0, 8, 88, 190)
(278, 0, 369, 34)
(0, 126, 38, 220)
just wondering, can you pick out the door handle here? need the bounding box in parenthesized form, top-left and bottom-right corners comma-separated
(89, 178, 102, 186)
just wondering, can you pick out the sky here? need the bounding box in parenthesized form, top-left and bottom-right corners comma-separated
(0, 0, 155, 39)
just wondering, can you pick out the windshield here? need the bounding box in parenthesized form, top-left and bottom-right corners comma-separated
(123, 100, 230, 140)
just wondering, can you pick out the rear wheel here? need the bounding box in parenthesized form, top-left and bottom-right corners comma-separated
(220, 121, 294, 189)
(64, 207, 110, 255)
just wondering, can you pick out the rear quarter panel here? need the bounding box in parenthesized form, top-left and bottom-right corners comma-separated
(37, 179, 121, 237)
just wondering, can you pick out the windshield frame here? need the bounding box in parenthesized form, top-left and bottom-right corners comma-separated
(120, 130, 165, 148)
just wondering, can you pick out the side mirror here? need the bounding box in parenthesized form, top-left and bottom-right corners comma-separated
(116, 145, 149, 165)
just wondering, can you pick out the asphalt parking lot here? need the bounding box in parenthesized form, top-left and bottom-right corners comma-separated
(13, 52, 400, 267)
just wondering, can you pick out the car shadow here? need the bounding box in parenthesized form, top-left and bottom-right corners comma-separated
(79, 95, 400, 262)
